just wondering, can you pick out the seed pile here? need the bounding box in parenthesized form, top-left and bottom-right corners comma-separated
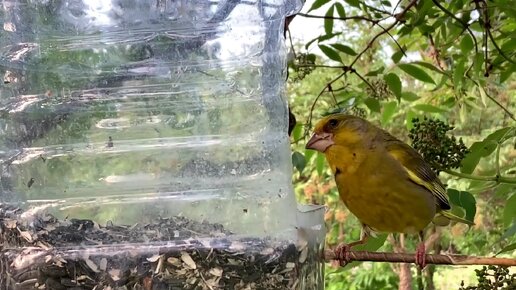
(0, 205, 321, 290)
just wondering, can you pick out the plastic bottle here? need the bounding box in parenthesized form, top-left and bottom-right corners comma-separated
(0, 1, 324, 289)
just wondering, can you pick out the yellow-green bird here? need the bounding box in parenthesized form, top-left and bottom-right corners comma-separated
(306, 113, 473, 268)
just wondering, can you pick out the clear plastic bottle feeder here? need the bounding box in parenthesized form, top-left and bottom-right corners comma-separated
(0, 1, 325, 289)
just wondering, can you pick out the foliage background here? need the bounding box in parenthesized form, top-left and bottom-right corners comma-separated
(286, 0, 516, 289)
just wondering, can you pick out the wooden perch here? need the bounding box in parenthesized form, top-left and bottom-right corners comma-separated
(324, 250, 516, 267)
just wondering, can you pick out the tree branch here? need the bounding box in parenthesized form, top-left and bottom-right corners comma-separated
(297, 12, 378, 24)
(324, 250, 516, 267)
(349, 0, 418, 68)
(352, 70, 376, 92)
(443, 169, 516, 184)
(431, 0, 478, 56)
(487, 28, 516, 65)
(297, 12, 406, 56)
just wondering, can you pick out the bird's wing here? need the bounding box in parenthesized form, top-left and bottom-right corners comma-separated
(382, 134, 451, 210)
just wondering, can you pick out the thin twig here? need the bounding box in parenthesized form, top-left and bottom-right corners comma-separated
(468, 77, 516, 121)
(363, 4, 393, 16)
(324, 250, 516, 266)
(428, 34, 446, 72)
(297, 64, 351, 69)
(287, 28, 297, 59)
(297, 12, 379, 24)
(352, 70, 376, 92)
(298, 12, 405, 55)
(349, 0, 418, 68)
(487, 28, 516, 65)
(443, 169, 516, 184)
(307, 71, 348, 128)
(480, 0, 490, 76)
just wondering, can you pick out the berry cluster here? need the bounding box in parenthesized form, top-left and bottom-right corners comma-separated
(366, 79, 393, 100)
(459, 266, 515, 290)
(409, 117, 469, 172)
(291, 53, 316, 81)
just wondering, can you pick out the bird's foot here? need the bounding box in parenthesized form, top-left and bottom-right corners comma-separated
(334, 243, 352, 266)
(415, 242, 426, 269)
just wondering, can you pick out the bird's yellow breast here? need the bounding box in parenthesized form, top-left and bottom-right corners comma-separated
(326, 145, 436, 234)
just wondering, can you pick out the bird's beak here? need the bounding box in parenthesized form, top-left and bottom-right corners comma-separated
(306, 132, 334, 152)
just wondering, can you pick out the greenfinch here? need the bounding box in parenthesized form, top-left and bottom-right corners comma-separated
(306, 113, 473, 268)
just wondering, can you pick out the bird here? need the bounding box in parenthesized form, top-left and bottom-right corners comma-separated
(305, 113, 474, 268)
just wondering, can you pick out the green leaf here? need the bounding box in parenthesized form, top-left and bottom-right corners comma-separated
(497, 242, 516, 255)
(334, 2, 346, 18)
(324, 5, 334, 35)
(503, 194, 516, 227)
(391, 50, 404, 64)
(292, 123, 302, 141)
(304, 148, 315, 163)
(478, 85, 488, 107)
(460, 34, 474, 55)
(305, 32, 341, 49)
(342, 233, 388, 269)
(453, 60, 465, 88)
(398, 63, 435, 84)
(473, 52, 484, 78)
(364, 97, 381, 113)
(405, 110, 418, 130)
(412, 61, 445, 75)
(364, 66, 384, 77)
(330, 43, 357, 56)
(431, 74, 449, 92)
(485, 127, 515, 143)
(500, 64, 515, 83)
(383, 73, 402, 100)
(412, 104, 448, 113)
(354, 233, 387, 252)
(460, 141, 498, 174)
(401, 92, 420, 101)
(495, 183, 516, 197)
(319, 44, 342, 63)
(344, 0, 360, 8)
(381, 0, 391, 6)
(501, 221, 516, 240)
(447, 189, 476, 222)
(316, 152, 326, 176)
(292, 151, 306, 172)
(381, 101, 397, 125)
(308, 0, 331, 12)
(501, 38, 516, 52)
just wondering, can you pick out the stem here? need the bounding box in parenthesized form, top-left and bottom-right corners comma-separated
(495, 143, 501, 178)
(325, 250, 516, 267)
(296, 64, 351, 69)
(443, 169, 516, 184)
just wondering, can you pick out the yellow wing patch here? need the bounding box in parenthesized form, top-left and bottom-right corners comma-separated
(405, 168, 450, 210)
(385, 141, 451, 210)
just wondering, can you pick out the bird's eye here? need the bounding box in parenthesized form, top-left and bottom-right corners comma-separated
(328, 119, 339, 128)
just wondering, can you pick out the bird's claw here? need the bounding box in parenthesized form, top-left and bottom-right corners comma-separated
(415, 242, 426, 269)
(334, 243, 352, 266)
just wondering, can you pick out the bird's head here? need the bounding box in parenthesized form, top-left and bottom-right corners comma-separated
(305, 113, 370, 152)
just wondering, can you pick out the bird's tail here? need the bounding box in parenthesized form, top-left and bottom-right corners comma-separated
(433, 211, 475, 226)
